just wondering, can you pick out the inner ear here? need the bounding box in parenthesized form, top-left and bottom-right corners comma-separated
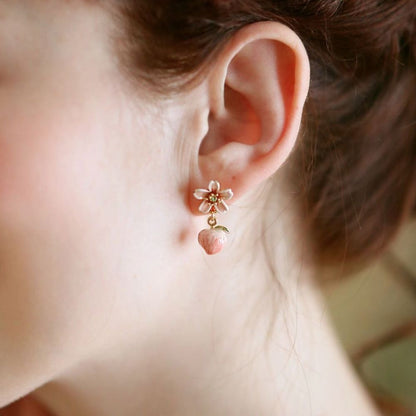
(223, 84, 261, 146)
(199, 84, 260, 156)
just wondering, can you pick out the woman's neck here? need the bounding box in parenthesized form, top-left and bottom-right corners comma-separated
(27, 271, 379, 416)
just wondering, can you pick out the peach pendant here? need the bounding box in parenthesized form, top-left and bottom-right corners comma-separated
(193, 180, 233, 255)
(198, 226, 229, 255)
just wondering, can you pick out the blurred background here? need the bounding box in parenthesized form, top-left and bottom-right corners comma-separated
(322, 220, 416, 416)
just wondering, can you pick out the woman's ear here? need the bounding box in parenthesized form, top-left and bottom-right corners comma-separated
(189, 21, 310, 213)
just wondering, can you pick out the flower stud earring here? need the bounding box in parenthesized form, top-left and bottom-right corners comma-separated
(193, 180, 233, 255)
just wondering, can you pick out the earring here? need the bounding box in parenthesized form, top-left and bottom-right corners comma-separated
(193, 180, 233, 255)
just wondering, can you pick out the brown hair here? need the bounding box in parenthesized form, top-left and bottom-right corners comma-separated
(110, 0, 416, 268)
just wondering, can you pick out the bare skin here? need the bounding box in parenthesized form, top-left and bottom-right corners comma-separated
(0, 2, 381, 415)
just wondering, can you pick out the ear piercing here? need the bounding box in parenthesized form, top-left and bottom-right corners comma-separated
(193, 180, 233, 255)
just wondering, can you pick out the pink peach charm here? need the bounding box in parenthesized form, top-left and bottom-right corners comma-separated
(198, 228, 228, 255)
(193, 180, 232, 255)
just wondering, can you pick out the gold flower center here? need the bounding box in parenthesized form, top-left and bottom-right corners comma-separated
(209, 194, 218, 203)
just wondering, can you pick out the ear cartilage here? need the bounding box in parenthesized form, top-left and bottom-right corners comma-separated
(193, 180, 233, 254)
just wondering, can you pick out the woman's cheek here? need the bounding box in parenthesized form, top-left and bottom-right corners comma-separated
(0, 116, 120, 399)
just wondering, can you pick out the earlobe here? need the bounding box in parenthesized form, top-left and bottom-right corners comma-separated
(191, 21, 310, 214)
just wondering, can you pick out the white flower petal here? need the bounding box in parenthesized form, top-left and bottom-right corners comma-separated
(199, 199, 212, 214)
(217, 200, 229, 213)
(208, 180, 220, 193)
(219, 188, 233, 200)
(193, 188, 209, 200)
